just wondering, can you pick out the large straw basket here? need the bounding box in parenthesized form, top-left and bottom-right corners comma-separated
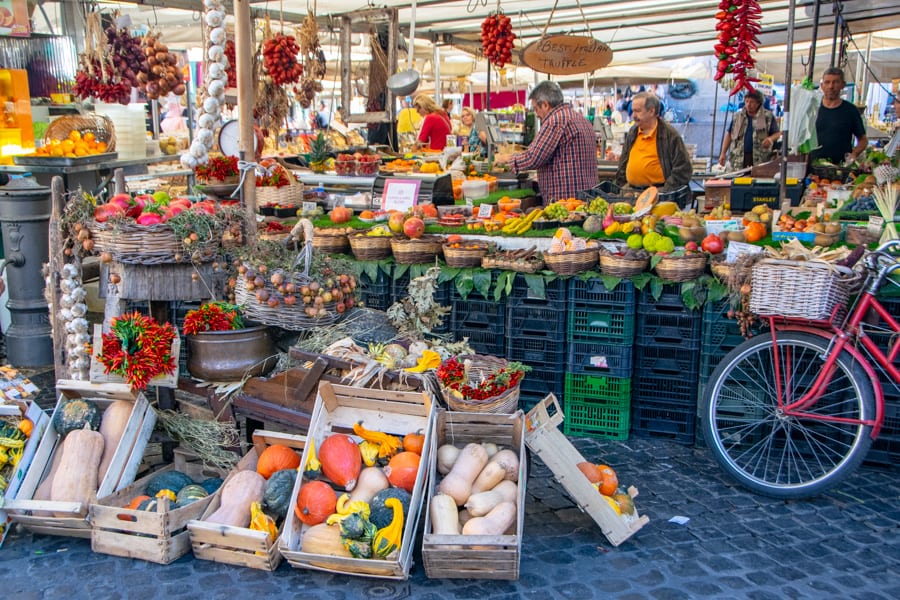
(256, 181, 304, 207)
(90, 220, 219, 264)
(544, 247, 599, 275)
(749, 258, 862, 321)
(599, 248, 650, 277)
(311, 227, 351, 254)
(653, 253, 707, 282)
(348, 229, 393, 260)
(391, 235, 444, 264)
(45, 114, 116, 151)
(481, 253, 544, 273)
(440, 355, 521, 414)
(443, 242, 490, 267)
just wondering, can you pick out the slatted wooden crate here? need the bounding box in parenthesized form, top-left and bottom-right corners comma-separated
(90, 450, 227, 564)
(188, 430, 307, 571)
(0, 402, 50, 548)
(4, 381, 156, 538)
(279, 382, 436, 580)
(524, 394, 648, 546)
(421, 409, 527, 580)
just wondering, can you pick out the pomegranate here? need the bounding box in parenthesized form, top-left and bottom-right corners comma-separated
(701, 234, 725, 254)
(388, 211, 406, 233)
(403, 217, 425, 239)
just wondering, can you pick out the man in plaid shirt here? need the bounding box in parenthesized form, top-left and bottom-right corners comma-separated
(495, 81, 598, 203)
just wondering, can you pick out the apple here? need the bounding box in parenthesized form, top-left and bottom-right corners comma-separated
(403, 217, 425, 239)
(684, 241, 699, 252)
(388, 211, 406, 233)
(701, 234, 725, 254)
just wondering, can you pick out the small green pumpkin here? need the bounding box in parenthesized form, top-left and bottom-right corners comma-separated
(369, 487, 411, 529)
(262, 469, 297, 521)
(175, 484, 209, 508)
(145, 470, 194, 497)
(339, 512, 376, 541)
(53, 398, 101, 437)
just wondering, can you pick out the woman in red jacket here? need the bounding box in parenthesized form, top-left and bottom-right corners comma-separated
(413, 94, 452, 150)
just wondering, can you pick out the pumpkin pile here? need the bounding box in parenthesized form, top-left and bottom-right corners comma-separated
(296, 425, 425, 561)
(118, 469, 223, 519)
(429, 442, 520, 536)
(577, 461, 637, 517)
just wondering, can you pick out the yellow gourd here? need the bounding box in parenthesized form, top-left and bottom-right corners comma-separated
(249, 501, 278, 542)
(371, 497, 404, 559)
(304, 437, 322, 479)
(325, 493, 371, 525)
(358, 440, 380, 467)
(352, 422, 401, 459)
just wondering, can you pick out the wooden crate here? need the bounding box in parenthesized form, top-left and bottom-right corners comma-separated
(4, 381, 156, 538)
(524, 394, 648, 546)
(90, 453, 227, 564)
(1, 402, 50, 548)
(89, 324, 180, 388)
(279, 382, 436, 580)
(188, 430, 307, 571)
(421, 409, 527, 580)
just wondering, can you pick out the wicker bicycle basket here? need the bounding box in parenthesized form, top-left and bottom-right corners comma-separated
(44, 114, 116, 151)
(90, 220, 219, 264)
(443, 242, 490, 268)
(653, 253, 708, 282)
(544, 247, 599, 275)
(391, 235, 444, 264)
(348, 230, 393, 260)
(749, 258, 862, 321)
(599, 249, 650, 277)
(311, 228, 351, 254)
(439, 355, 521, 414)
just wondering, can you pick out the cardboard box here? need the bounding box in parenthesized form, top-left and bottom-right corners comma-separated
(4, 381, 156, 538)
(279, 382, 436, 580)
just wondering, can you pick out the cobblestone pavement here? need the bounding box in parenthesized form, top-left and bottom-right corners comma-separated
(2, 434, 898, 600)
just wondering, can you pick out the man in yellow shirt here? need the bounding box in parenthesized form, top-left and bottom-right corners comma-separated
(615, 92, 692, 194)
(396, 96, 422, 152)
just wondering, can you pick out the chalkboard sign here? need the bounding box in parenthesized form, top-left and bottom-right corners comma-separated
(521, 35, 613, 76)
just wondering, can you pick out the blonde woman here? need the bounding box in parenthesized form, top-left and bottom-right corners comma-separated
(413, 94, 452, 150)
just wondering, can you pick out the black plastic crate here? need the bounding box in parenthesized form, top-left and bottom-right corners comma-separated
(635, 311, 702, 348)
(359, 269, 392, 311)
(569, 278, 635, 308)
(509, 273, 568, 306)
(391, 271, 451, 306)
(729, 181, 802, 212)
(567, 306, 635, 345)
(631, 399, 696, 446)
(451, 297, 506, 334)
(633, 344, 700, 378)
(518, 367, 565, 399)
(637, 283, 698, 317)
(456, 327, 506, 357)
(567, 341, 633, 378)
(507, 335, 567, 367)
(507, 303, 566, 338)
(632, 373, 699, 408)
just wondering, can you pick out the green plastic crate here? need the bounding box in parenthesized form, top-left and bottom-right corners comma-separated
(563, 373, 631, 439)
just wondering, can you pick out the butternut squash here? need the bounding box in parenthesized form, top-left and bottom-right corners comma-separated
(429, 492, 460, 535)
(33, 437, 65, 502)
(348, 466, 390, 505)
(300, 522, 354, 558)
(50, 424, 105, 517)
(97, 400, 134, 483)
(206, 469, 266, 528)
(464, 480, 518, 517)
(488, 449, 520, 482)
(481, 443, 499, 458)
(438, 443, 488, 506)
(469, 461, 507, 496)
(457, 508, 474, 528)
(436, 444, 460, 475)
(462, 501, 517, 536)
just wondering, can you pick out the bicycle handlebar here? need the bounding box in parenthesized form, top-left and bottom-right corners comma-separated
(864, 239, 900, 278)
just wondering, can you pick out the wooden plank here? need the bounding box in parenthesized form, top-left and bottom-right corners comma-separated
(91, 528, 193, 565)
(98, 261, 222, 302)
(231, 395, 313, 432)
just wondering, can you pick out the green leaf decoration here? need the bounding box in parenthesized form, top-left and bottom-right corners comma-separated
(649, 277, 663, 300)
(600, 274, 623, 291)
(439, 267, 461, 284)
(455, 271, 474, 299)
(363, 260, 379, 283)
(392, 263, 409, 280)
(523, 273, 545, 299)
(630, 272, 653, 290)
(411, 264, 430, 279)
(649, 254, 662, 269)
(494, 270, 515, 301)
(681, 281, 704, 311)
(472, 269, 492, 299)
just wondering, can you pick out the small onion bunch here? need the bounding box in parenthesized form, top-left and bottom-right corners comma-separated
(59, 263, 91, 380)
(106, 24, 145, 89)
(139, 32, 186, 99)
(182, 0, 229, 170)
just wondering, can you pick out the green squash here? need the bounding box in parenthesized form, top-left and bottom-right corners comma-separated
(369, 487, 411, 529)
(175, 484, 209, 508)
(262, 469, 296, 521)
(137, 497, 160, 512)
(199, 477, 224, 495)
(53, 398, 101, 437)
(145, 470, 194, 497)
(339, 512, 376, 541)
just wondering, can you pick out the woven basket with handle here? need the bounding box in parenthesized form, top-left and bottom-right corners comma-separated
(440, 355, 521, 414)
(44, 114, 116, 151)
(749, 258, 862, 321)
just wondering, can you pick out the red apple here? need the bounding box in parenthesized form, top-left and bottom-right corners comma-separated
(403, 217, 425, 239)
(684, 241, 699, 252)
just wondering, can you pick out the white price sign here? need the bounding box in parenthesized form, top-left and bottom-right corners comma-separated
(477, 203, 494, 219)
(381, 179, 421, 213)
(302, 201, 318, 213)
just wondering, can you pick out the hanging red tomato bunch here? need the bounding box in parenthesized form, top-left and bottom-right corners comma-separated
(481, 12, 516, 68)
(262, 33, 303, 86)
(713, 0, 762, 95)
(224, 39, 237, 88)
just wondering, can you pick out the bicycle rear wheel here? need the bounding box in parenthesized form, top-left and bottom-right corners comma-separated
(701, 331, 874, 499)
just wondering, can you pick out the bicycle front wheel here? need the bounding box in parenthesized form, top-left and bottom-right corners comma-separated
(701, 331, 874, 499)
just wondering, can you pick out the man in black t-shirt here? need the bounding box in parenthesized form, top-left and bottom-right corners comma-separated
(811, 67, 867, 164)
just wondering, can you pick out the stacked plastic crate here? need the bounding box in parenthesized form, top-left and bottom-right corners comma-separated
(563, 278, 636, 439)
(631, 283, 702, 445)
(357, 265, 392, 311)
(504, 275, 568, 413)
(450, 273, 506, 357)
(391, 268, 451, 335)
(863, 294, 900, 467)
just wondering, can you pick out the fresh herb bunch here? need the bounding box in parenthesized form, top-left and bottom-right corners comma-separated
(195, 155, 239, 181)
(182, 301, 244, 335)
(436, 357, 530, 402)
(97, 311, 177, 390)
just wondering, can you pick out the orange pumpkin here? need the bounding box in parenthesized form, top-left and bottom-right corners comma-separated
(596, 464, 618, 496)
(384, 451, 420, 492)
(318, 434, 362, 491)
(127, 495, 152, 510)
(17, 417, 33, 437)
(329, 206, 352, 224)
(256, 444, 302, 479)
(745, 221, 767, 243)
(402, 431, 425, 455)
(294, 480, 337, 526)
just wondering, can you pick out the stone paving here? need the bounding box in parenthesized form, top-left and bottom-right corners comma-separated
(2, 435, 898, 599)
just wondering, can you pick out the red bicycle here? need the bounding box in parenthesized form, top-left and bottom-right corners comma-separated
(701, 240, 900, 498)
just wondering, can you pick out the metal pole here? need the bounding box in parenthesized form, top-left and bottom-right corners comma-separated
(830, 1, 840, 68)
(861, 33, 872, 109)
(433, 44, 441, 106)
(808, 0, 821, 78)
(780, 0, 797, 211)
(486, 60, 492, 110)
(710, 73, 719, 166)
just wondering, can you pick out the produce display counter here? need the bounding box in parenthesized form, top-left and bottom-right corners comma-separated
(0, 155, 182, 195)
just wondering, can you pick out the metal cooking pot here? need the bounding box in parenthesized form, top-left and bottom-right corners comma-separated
(387, 69, 420, 96)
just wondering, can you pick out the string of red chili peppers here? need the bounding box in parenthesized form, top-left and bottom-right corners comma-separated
(98, 311, 178, 390)
(713, 0, 762, 96)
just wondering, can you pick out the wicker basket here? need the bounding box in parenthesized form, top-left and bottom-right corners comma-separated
(544, 247, 599, 275)
(45, 114, 116, 151)
(653, 253, 708, 282)
(599, 249, 650, 277)
(348, 230, 393, 260)
(256, 183, 304, 207)
(234, 276, 343, 330)
(749, 258, 862, 321)
(90, 220, 219, 264)
(440, 355, 521, 414)
(443, 242, 490, 267)
(311, 228, 351, 254)
(391, 235, 444, 264)
(481, 254, 544, 273)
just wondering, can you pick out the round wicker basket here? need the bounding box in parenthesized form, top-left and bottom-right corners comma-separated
(234, 276, 344, 330)
(439, 355, 521, 414)
(481, 254, 544, 273)
(599, 249, 650, 277)
(348, 230, 393, 260)
(544, 247, 599, 275)
(443, 243, 490, 267)
(45, 114, 116, 151)
(653, 253, 708, 282)
(391, 235, 444, 264)
(90, 220, 219, 264)
(311, 228, 351, 254)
